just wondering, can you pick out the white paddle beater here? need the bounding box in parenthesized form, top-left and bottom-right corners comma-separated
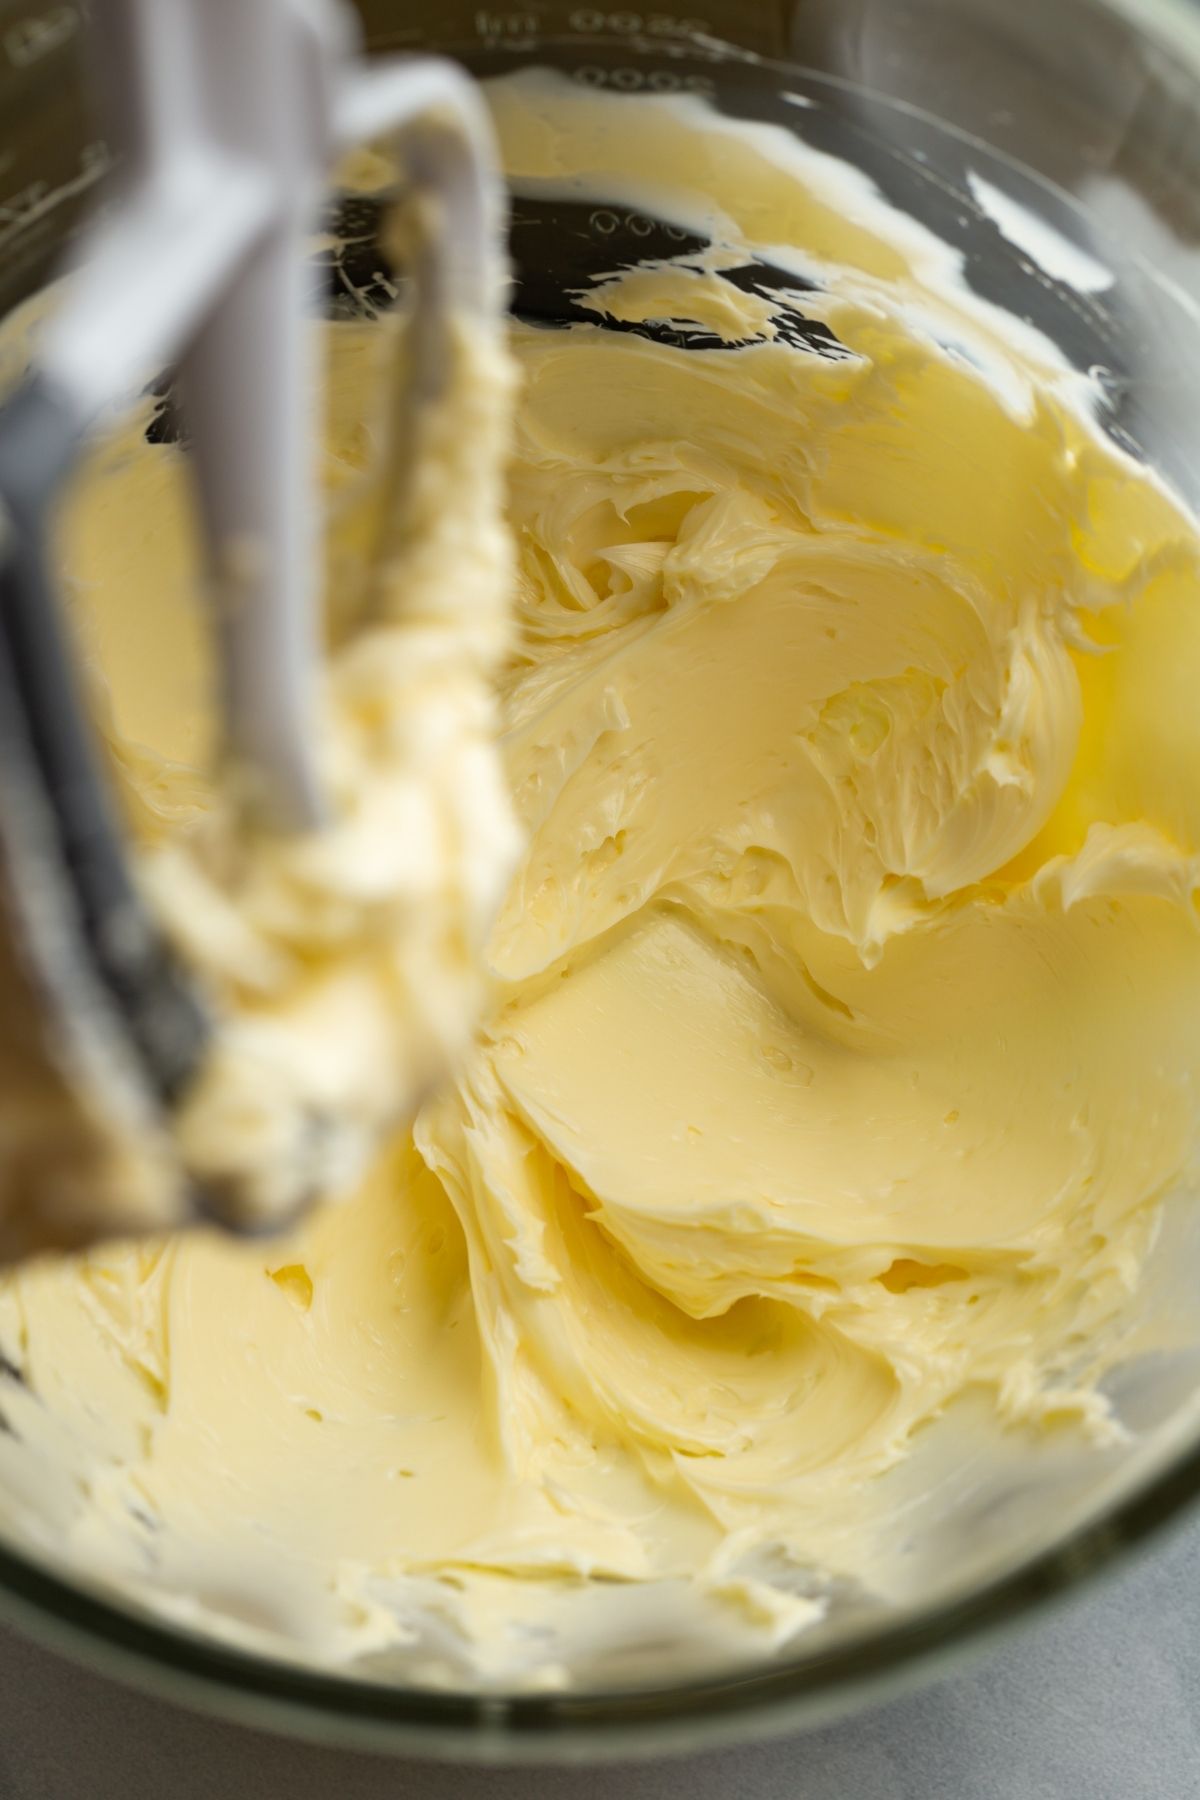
(0, 0, 508, 1247)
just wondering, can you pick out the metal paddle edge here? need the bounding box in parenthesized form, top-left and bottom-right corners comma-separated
(0, 374, 210, 1163)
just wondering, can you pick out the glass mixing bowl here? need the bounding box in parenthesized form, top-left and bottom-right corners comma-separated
(1, 0, 1200, 1760)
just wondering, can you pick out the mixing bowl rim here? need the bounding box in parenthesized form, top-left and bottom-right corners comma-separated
(0, 1425, 1196, 1760)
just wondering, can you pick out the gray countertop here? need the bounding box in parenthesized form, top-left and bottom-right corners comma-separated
(0, 1512, 1198, 1800)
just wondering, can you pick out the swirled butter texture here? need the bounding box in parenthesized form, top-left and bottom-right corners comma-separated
(3, 72, 1200, 1683)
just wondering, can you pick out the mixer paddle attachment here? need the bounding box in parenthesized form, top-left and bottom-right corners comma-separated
(0, 0, 510, 1253)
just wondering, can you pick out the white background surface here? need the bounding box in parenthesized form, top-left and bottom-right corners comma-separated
(0, 1510, 1198, 1798)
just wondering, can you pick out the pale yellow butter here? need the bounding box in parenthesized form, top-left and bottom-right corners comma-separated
(1, 74, 1199, 1683)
